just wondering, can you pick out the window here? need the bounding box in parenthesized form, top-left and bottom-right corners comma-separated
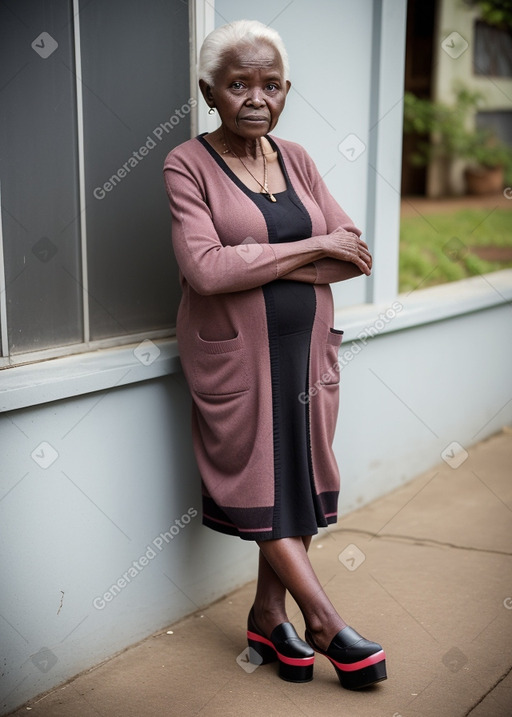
(476, 110, 512, 144)
(474, 20, 512, 77)
(0, 0, 191, 367)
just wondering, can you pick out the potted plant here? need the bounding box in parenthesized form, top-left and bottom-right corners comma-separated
(460, 130, 512, 194)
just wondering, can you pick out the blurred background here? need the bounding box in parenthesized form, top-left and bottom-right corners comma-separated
(400, 0, 512, 293)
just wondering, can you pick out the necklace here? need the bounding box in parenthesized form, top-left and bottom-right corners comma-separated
(222, 134, 277, 202)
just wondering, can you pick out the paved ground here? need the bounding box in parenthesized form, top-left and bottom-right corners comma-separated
(8, 429, 512, 717)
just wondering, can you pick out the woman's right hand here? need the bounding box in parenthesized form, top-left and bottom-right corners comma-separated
(322, 226, 373, 276)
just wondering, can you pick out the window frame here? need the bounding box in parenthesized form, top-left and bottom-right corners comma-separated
(0, 0, 203, 370)
(473, 19, 512, 78)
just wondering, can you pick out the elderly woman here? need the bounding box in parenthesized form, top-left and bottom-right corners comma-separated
(163, 20, 386, 690)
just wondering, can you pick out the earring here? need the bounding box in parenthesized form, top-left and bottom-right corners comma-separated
(208, 107, 215, 115)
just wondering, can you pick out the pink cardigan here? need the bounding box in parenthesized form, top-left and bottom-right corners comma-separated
(163, 135, 363, 539)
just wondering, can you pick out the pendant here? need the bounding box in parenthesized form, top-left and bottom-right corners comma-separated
(263, 190, 277, 202)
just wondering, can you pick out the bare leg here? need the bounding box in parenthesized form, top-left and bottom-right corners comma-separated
(256, 536, 347, 651)
(252, 536, 313, 636)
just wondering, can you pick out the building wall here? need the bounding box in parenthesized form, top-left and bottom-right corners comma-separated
(429, 0, 512, 195)
(0, 373, 258, 713)
(434, 0, 512, 109)
(334, 275, 512, 512)
(2, 269, 511, 715)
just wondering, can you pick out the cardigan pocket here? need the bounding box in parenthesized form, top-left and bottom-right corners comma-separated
(319, 328, 344, 386)
(191, 331, 250, 395)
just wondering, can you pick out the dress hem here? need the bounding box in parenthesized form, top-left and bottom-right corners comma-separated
(202, 514, 338, 542)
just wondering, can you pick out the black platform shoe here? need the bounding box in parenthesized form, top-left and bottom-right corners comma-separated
(305, 625, 387, 689)
(246, 607, 315, 682)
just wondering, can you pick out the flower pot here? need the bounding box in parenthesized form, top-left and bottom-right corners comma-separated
(464, 165, 504, 195)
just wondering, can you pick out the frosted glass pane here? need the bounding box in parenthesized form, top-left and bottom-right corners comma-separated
(80, 0, 189, 340)
(0, 0, 83, 354)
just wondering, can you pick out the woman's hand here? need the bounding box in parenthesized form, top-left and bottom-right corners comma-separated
(322, 227, 372, 276)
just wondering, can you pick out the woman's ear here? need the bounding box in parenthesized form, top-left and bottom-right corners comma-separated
(199, 79, 215, 108)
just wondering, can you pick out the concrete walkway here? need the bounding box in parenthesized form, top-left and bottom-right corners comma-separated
(8, 430, 512, 717)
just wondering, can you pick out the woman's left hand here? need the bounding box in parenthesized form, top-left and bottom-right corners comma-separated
(321, 227, 373, 276)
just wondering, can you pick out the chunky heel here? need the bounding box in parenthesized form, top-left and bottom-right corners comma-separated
(247, 635, 277, 665)
(331, 649, 387, 689)
(247, 608, 315, 683)
(278, 656, 314, 683)
(305, 626, 387, 690)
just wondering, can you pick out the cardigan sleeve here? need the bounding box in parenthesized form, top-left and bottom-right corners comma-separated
(163, 150, 328, 296)
(281, 257, 363, 285)
(279, 146, 366, 285)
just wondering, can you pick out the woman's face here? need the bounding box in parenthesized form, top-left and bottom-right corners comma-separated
(201, 42, 291, 140)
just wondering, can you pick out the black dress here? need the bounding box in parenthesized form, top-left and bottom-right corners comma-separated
(199, 135, 328, 538)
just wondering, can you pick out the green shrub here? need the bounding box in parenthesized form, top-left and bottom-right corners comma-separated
(399, 208, 512, 292)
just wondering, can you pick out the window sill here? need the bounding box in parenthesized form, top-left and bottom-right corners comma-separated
(1, 270, 511, 414)
(336, 269, 512, 340)
(1, 339, 181, 413)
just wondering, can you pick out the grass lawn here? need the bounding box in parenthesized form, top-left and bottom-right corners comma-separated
(399, 208, 512, 293)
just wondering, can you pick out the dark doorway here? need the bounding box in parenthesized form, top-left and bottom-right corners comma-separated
(401, 0, 438, 196)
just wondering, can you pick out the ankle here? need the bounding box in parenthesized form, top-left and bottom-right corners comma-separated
(252, 601, 288, 622)
(251, 602, 288, 636)
(306, 614, 347, 651)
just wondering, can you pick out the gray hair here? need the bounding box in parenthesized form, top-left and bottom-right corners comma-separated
(198, 19, 290, 86)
